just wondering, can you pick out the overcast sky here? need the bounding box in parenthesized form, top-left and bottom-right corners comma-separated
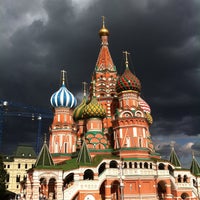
(0, 0, 200, 167)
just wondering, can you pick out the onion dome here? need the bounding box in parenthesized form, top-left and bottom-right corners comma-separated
(139, 97, 151, 113)
(116, 51, 141, 93)
(50, 70, 77, 108)
(83, 97, 106, 119)
(73, 82, 88, 121)
(73, 96, 87, 121)
(99, 16, 109, 37)
(145, 112, 153, 125)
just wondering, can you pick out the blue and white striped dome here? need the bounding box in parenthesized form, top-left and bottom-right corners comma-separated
(50, 84, 77, 108)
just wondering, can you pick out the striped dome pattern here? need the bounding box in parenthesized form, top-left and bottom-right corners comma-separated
(73, 96, 87, 121)
(50, 84, 77, 108)
(83, 97, 106, 119)
(116, 68, 141, 93)
(139, 97, 151, 113)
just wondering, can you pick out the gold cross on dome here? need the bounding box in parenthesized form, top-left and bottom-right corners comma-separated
(82, 82, 88, 97)
(61, 70, 66, 85)
(123, 51, 130, 68)
(102, 16, 105, 27)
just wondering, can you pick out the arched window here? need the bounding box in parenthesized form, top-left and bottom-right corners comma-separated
(6, 174, 10, 182)
(23, 175, 27, 181)
(178, 175, 182, 183)
(124, 162, 127, 168)
(139, 138, 142, 147)
(129, 162, 132, 168)
(150, 163, 152, 169)
(168, 165, 173, 175)
(144, 162, 148, 169)
(16, 175, 20, 182)
(139, 162, 142, 168)
(83, 169, 94, 180)
(134, 162, 137, 168)
(109, 160, 118, 168)
(63, 173, 74, 189)
(98, 162, 106, 176)
(183, 175, 188, 183)
(158, 163, 165, 170)
(193, 179, 197, 187)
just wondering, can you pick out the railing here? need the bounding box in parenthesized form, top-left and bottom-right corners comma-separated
(63, 182, 79, 200)
(64, 168, 159, 200)
(157, 170, 170, 176)
(63, 168, 171, 199)
(176, 182, 192, 187)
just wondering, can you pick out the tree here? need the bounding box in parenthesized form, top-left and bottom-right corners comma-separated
(0, 154, 7, 198)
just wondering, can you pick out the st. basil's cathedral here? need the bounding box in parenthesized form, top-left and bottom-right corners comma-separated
(26, 19, 200, 200)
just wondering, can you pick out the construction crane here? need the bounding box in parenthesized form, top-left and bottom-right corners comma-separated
(0, 100, 53, 154)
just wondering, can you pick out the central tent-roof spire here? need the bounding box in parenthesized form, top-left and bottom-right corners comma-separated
(95, 17, 115, 72)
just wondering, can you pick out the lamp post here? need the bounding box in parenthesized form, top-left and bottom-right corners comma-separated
(119, 159, 124, 200)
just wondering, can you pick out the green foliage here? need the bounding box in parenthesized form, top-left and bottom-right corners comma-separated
(0, 154, 7, 198)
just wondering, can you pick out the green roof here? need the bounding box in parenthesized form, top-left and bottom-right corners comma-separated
(190, 155, 200, 176)
(35, 154, 118, 171)
(77, 140, 92, 164)
(169, 147, 181, 168)
(14, 145, 36, 158)
(35, 141, 54, 167)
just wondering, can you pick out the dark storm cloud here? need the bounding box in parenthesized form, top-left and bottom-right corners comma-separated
(0, 0, 200, 154)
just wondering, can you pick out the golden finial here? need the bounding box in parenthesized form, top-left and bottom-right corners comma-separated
(82, 82, 87, 97)
(170, 141, 175, 150)
(92, 80, 96, 97)
(61, 70, 66, 85)
(123, 51, 130, 68)
(192, 151, 195, 158)
(99, 16, 109, 37)
(102, 16, 105, 28)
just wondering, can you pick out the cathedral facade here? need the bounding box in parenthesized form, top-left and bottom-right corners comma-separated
(26, 20, 200, 200)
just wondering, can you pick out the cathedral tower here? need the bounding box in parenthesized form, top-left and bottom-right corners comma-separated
(49, 70, 77, 163)
(113, 52, 159, 160)
(90, 17, 118, 136)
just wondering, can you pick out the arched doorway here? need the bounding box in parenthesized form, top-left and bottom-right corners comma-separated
(63, 173, 74, 189)
(111, 180, 120, 200)
(157, 180, 167, 200)
(181, 193, 189, 199)
(83, 169, 94, 180)
(99, 180, 106, 200)
(48, 178, 56, 199)
(39, 177, 47, 198)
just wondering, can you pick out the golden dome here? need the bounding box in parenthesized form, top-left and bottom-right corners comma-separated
(145, 112, 153, 125)
(99, 16, 109, 37)
(83, 96, 106, 119)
